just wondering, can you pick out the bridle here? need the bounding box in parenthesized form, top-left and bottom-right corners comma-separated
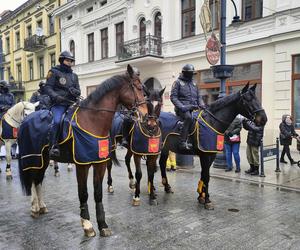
(238, 91, 265, 121)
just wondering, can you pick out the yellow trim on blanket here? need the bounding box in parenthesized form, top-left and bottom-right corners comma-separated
(198, 110, 223, 135)
(22, 144, 50, 171)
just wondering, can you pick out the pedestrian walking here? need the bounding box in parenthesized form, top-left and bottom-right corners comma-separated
(224, 116, 242, 173)
(279, 114, 299, 164)
(243, 118, 265, 176)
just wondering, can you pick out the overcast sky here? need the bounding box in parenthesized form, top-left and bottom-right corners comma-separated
(0, 0, 28, 13)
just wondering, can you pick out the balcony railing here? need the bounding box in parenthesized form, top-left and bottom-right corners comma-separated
(117, 35, 163, 62)
(24, 35, 46, 52)
(9, 82, 25, 93)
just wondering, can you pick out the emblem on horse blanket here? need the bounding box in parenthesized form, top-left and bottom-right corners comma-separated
(130, 121, 162, 155)
(0, 118, 18, 140)
(18, 108, 111, 170)
(158, 111, 224, 153)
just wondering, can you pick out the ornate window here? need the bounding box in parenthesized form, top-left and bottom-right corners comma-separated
(28, 60, 34, 80)
(242, 0, 263, 21)
(70, 40, 75, 60)
(87, 33, 94, 62)
(39, 57, 44, 79)
(181, 0, 195, 38)
(154, 12, 162, 37)
(101, 28, 108, 59)
(116, 22, 124, 56)
(209, 0, 220, 30)
(50, 53, 56, 67)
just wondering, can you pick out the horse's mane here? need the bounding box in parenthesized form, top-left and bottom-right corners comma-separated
(81, 74, 129, 107)
(208, 91, 240, 112)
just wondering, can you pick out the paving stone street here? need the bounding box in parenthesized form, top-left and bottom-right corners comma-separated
(0, 151, 300, 250)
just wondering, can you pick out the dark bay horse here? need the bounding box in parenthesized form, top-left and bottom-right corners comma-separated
(18, 65, 148, 237)
(158, 84, 267, 209)
(107, 87, 165, 206)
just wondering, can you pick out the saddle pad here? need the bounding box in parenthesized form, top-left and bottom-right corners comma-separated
(0, 118, 18, 140)
(197, 112, 224, 153)
(131, 121, 162, 155)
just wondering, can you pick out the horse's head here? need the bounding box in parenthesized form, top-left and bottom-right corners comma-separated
(238, 83, 267, 126)
(143, 86, 165, 131)
(120, 64, 148, 117)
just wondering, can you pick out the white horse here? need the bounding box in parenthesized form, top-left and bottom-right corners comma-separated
(0, 101, 39, 179)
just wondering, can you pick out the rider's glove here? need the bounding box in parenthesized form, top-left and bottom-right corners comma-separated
(69, 87, 80, 97)
(55, 96, 68, 103)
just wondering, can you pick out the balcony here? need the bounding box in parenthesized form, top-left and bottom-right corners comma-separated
(24, 35, 47, 52)
(9, 81, 25, 93)
(116, 35, 163, 65)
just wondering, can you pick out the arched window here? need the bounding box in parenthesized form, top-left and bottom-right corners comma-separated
(139, 17, 146, 39)
(154, 12, 162, 37)
(69, 40, 75, 60)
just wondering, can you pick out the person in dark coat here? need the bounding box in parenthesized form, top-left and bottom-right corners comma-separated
(170, 64, 205, 150)
(30, 80, 51, 110)
(0, 80, 15, 118)
(44, 51, 81, 157)
(224, 116, 242, 173)
(243, 118, 264, 176)
(279, 114, 299, 164)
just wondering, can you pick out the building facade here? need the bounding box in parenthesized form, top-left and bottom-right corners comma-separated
(55, 0, 300, 145)
(0, 0, 61, 101)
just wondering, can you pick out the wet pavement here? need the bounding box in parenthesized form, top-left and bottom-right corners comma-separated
(0, 149, 300, 250)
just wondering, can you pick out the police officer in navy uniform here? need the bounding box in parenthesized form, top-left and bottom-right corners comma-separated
(30, 80, 51, 110)
(0, 80, 15, 117)
(44, 51, 81, 157)
(170, 64, 204, 150)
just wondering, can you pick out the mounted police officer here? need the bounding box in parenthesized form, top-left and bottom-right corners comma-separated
(0, 80, 15, 118)
(44, 51, 81, 158)
(171, 64, 204, 150)
(30, 80, 51, 110)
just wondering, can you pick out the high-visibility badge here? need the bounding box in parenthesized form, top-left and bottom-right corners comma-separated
(148, 137, 159, 153)
(13, 128, 18, 138)
(216, 135, 224, 151)
(98, 139, 109, 158)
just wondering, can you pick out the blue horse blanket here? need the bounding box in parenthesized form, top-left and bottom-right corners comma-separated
(18, 108, 111, 170)
(159, 111, 224, 153)
(0, 118, 18, 140)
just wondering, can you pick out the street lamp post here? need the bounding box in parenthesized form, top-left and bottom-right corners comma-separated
(212, 0, 240, 168)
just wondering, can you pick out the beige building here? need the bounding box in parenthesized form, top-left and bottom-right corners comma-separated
(0, 0, 61, 101)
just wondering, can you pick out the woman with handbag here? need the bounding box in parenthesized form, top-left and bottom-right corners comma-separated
(224, 116, 242, 172)
(279, 114, 299, 164)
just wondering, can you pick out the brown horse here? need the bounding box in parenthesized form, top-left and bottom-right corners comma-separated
(18, 65, 147, 237)
(107, 87, 165, 206)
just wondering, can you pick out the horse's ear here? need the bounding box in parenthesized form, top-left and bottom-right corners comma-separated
(159, 87, 166, 97)
(241, 82, 249, 94)
(143, 85, 150, 97)
(34, 101, 40, 108)
(250, 83, 257, 91)
(127, 64, 134, 78)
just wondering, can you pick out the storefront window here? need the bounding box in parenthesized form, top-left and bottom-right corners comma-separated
(293, 55, 300, 129)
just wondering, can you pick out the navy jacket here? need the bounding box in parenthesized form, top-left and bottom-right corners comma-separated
(0, 92, 15, 112)
(279, 122, 298, 146)
(30, 88, 51, 110)
(44, 64, 81, 106)
(170, 75, 204, 113)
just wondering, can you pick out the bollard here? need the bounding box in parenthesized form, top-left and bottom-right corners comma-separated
(275, 137, 281, 172)
(260, 140, 265, 177)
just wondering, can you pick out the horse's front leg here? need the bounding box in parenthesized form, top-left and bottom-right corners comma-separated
(197, 154, 215, 210)
(93, 163, 112, 237)
(106, 159, 114, 194)
(132, 155, 142, 206)
(76, 164, 96, 237)
(53, 161, 60, 177)
(4, 140, 13, 179)
(125, 150, 135, 189)
(159, 150, 173, 193)
(146, 155, 158, 206)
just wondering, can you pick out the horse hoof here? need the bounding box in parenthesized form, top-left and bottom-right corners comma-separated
(54, 171, 60, 177)
(204, 202, 214, 210)
(107, 186, 114, 194)
(39, 207, 48, 214)
(31, 211, 40, 218)
(84, 228, 96, 237)
(100, 228, 112, 237)
(165, 185, 174, 194)
(198, 196, 205, 204)
(132, 197, 140, 206)
(149, 199, 158, 206)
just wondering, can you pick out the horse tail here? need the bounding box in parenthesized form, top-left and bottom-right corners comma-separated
(111, 150, 121, 167)
(18, 155, 32, 196)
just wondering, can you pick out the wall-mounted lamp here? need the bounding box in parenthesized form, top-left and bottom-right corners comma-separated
(230, 0, 243, 28)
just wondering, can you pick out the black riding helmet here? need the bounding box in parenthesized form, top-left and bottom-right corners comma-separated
(39, 80, 46, 88)
(0, 80, 8, 88)
(182, 64, 195, 80)
(58, 51, 75, 64)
